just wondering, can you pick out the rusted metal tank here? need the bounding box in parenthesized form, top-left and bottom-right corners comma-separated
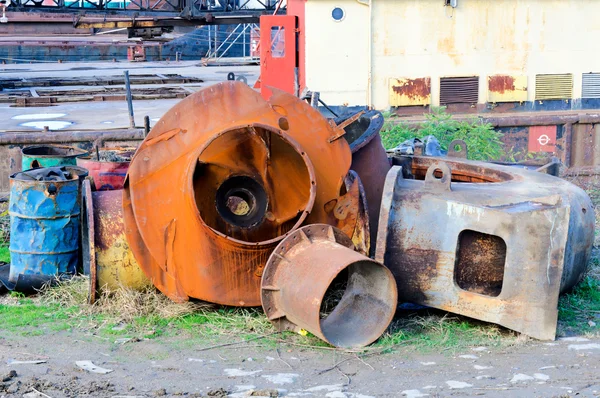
(261, 224, 397, 348)
(376, 156, 595, 340)
(337, 110, 390, 256)
(8, 167, 81, 284)
(124, 82, 352, 306)
(76, 147, 135, 191)
(21, 145, 88, 170)
(81, 180, 151, 304)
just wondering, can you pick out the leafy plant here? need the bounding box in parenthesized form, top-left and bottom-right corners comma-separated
(381, 107, 505, 161)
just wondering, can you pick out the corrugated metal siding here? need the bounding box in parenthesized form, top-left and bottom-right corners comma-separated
(440, 76, 479, 105)
(535, 74, 573, 100)
(388, 77, 431, 106)
(582, 73, 600, 99)
(487, 75, 528, 103)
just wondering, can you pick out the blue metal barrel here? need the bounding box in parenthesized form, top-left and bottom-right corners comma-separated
(8, 171, 80, 283)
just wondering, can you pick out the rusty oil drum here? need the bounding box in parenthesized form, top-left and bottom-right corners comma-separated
(76, 147, 135, 191)
(8, 168, 81, 282)
(21, 145, 88, 171)
(81, 180, 151, 303)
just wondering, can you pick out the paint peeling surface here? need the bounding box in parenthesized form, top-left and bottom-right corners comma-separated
(487, 75, 528, 102)
(389, 77, 431, 106)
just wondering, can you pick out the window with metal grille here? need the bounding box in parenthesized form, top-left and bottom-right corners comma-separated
(535, 74, 573, 100)
(440, 76, 479, 105)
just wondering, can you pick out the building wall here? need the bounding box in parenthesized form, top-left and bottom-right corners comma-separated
(304, 0, 369, 106)
(303, 0, 600, 109)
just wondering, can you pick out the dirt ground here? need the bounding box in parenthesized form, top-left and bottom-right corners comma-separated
(0, 328, 599, 398)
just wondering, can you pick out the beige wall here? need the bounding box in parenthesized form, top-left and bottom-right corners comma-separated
(304, 0, 600, 109)
(305, 0, 370, 106)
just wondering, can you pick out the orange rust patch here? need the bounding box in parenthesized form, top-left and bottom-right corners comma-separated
(391, 78, 431, 101)
(488, 75, 516, 94)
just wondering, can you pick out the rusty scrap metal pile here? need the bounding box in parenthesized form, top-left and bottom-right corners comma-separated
(3, 81, 595, 348)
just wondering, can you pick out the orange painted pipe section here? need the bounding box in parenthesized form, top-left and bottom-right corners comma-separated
(124, 82, 352, 306)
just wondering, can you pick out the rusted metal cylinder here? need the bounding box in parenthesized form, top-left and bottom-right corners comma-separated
(81, 180, 151, 304)
(261, 224, 397, 348)
(339, 111, 390, 256)
(21, 145, 88, 170)
(76, 147, 135, 191)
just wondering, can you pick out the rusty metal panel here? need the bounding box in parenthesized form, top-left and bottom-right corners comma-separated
(377, 158, 594, 340)
(337, 110, 390, 256)
(487, 75, 528, 103)
(440, 76, 479, 105)
(528, 125, 557, 153)
(535, 74, 573, 100)
(582, 73, 600, 98)
(388, 77, 431, 106)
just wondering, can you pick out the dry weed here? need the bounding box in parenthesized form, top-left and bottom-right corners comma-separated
(40, 276, 210, 323)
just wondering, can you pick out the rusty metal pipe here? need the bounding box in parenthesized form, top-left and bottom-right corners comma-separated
(397, 114, 600, 130)
(0, 129, 144, 144)
(262, 224, 397, 348)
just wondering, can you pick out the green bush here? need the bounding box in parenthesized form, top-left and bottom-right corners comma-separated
(380, 107, 504, 161)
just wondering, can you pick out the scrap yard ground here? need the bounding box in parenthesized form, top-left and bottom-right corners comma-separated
(0, 159, 599, 398)
(0, 62, 599, 397)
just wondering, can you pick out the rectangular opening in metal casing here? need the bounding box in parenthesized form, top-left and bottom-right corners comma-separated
(454, 230, 506, 297)
(440, 76, 479, 105)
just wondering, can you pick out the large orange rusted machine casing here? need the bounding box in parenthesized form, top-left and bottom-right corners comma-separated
(123, 81, 361, 306)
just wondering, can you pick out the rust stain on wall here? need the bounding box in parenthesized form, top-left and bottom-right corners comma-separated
(389, 77, 431, 106)
(392, 78, 431, 100)
(489, 75, 516, 94)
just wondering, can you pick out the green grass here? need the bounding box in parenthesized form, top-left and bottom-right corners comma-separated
(381, 107, 505, 161)
(0, 298, 76, 335)
(374, 313, 510, 354)
(0, 245, 9, 263)
(558, 274, 600, 335)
